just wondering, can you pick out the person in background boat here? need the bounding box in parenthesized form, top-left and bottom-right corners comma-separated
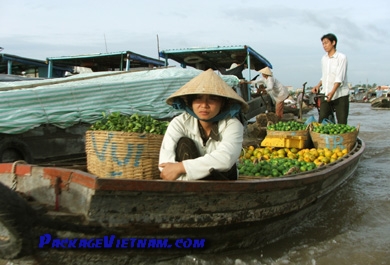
(376, 86, 383, 98)
(311, 33, 349, 124)
(224, 62, 246, 80)
(159, 69, 249, 181)
(218, 62, 249, 98)
(253, 66, 289, 120)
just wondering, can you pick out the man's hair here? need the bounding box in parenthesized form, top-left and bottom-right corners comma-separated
(321, 33, 338, 48)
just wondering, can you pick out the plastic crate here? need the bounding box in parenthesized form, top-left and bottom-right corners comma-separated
(261, 135, 308, 149)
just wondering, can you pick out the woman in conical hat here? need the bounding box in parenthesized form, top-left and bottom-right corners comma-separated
(255, 66, 289, 120)
(159, 69, 248, 181)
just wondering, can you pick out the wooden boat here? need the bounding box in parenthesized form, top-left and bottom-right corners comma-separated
(283, 104, 311, 116)
(371, 94, 390, 109)
(0, 138, 365, 260)
(251, 93, 312, 117)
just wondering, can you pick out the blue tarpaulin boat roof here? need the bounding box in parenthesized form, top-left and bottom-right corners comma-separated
(0, 68, 240, 134)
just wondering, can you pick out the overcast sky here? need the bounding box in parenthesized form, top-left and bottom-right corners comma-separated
(1, 0, 389, 88)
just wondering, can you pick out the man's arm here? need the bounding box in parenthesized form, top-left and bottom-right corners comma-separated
(327, 82, 341, 101)
(311, 81, 322, 94)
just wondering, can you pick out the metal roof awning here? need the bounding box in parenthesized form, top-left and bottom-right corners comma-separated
(159, 45, 272, 73)
(1, 54, 47, 68)
(0, 53, 72, 75)
(47, 51, 165, 72)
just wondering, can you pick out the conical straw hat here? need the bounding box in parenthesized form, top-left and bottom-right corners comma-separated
(258, 66, 273, 76)
(166, 68, 249, 112)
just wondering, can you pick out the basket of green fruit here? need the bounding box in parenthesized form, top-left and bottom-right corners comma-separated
(85, 112, 169, 179)
(309, 123, 359, 152)
(266, 120, 309, 137)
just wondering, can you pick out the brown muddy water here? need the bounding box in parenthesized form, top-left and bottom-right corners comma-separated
(3, 103, 389, 265)
(167, 103, 390, 265)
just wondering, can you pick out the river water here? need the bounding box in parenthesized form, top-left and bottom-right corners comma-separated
(3, 103, 389, 265)
(157, 103, 390, 265)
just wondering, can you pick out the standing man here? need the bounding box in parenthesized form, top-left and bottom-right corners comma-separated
(311, 33, 349, 124)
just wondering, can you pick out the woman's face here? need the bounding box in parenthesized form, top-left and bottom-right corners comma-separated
(192, 94, 223, 120)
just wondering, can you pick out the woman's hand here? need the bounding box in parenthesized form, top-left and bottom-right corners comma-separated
(159, 162, 185, 181)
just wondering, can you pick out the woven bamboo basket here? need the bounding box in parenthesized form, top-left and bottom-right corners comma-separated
(266, 121, 309, 138)
(85, 130, 163, 179)
(309, 125, 359, 152)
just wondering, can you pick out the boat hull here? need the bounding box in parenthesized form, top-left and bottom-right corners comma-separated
(371, 96, 390, 109)
(283, 105, 311, 116)
(0, 138, 364, 256)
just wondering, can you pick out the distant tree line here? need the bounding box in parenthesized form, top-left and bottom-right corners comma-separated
(294, 83, 384, 95)
(305, 83, 379, 90)
(355, 83, 378, 89)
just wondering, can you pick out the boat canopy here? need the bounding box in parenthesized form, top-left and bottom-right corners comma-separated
(159, 45, 272, 79)
(47, 51, 165, 78)
(0, 53, 72, 77)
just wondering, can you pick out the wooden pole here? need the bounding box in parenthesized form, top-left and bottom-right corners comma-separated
(157, 34, 160, 60)
(299, 82, 307, 121)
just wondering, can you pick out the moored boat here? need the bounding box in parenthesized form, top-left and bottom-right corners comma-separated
(371, 93, 390, 109)
(0, 67, 242, 165)
(0, 138, 365, 260)
(283, 104, 311, 116)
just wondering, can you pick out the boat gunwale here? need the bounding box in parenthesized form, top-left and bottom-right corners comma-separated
(0, 138, 364, 193)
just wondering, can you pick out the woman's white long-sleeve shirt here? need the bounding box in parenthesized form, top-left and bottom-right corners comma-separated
(257, 76, 289, 103)
(159, 112, 243, 180)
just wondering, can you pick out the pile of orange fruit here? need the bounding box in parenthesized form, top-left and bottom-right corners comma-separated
(239, 145, 349, 176)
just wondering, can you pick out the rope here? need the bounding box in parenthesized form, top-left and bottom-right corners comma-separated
(11, 160, 27, 191)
